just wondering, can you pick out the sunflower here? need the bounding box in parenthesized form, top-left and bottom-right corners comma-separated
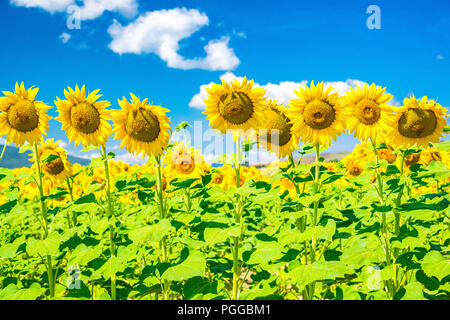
(112, 94, 171, 158)
(388, 95, 448, 148)
(342, 83, 396, 142)
(346, 161, 363, 177)
(257, 100, 299, 158)
(30, 139, 73, 184)
(55, 85, 112, 147)
(0, 82, 51, 146)
(377, 144, 397, 164)
(420, 146, 450, 166)
(164, 143, 209, 182)
(286, 81, 346, 146)
(272, 177, 297, 199)
(404, 151, 421, 166)
(203, 77, 266, 137)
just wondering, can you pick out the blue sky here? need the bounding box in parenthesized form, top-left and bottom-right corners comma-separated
(1, 0, 449, 164)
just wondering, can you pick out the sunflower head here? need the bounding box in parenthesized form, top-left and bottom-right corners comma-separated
(257, 100, 299, 158)
(30, 139, 73, 184)
(404, 151, 421, 166)
(388, 95, 448, 148)
(378, 145, 397, 164)
(55, 85, 112, 147)
(347, 161, 363, 177)
(0, 82, 51, 146)
(203, 77, 266, 137)
(286, 81, 346, 146)
(112, 93, 171, 158)
(342, 83, 395, 142)
(164, 143, 208, 183)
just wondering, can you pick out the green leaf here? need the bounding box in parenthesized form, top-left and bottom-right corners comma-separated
(248, 242, 284, 265)
(128, 219, 174, 243)
(67, 244, 102, 266)
(162, 250, 206, 281)
(400, 282, 425, 300)
(421, 251, 450, 281)
(74, 193, 97, 205)
(0, 243, 20, 259)
(42, 154, 60, 164)
(26, 237, 60, 256)
(204, 228, 232, 246)
(289, 261, 350, 287)
(98, 256, 125, 280)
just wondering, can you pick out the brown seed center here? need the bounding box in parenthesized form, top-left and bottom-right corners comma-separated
(125, 108, 161, 142)
(355, 99, 381, 125)
(398, 108, 437, 139)
(303, 100, 336, 130)
(43, 154, 65, 176)
(7, 99, 39, 132)
(70, 102, 101, 134)
(218, 92, 254, 124)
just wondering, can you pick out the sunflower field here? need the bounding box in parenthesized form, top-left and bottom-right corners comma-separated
(0, 79, 449, 301)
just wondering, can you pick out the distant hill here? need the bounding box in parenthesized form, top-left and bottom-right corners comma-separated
(0, 144, 90, 169)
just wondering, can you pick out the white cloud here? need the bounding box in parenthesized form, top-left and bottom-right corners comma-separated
(107, 8, 240, 71)
(233, 30, 247, 39)
(78, 0, 138, 20)
(10, 0, 74, 13)
(11, 0, 138, 20)
(59, 32, 71, 43)
(437, 55, 445, 60)
(189, 73, 401, 109)
(115, 152, 148, 165)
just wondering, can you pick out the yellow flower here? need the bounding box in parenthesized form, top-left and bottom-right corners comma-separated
(419, 147, 449, 167)
(203, 77, 266, 137)
(112, 94, 171, 158)
(272, 177, 297, 199)
(257, 100, 299, 158)
(346, 161, 364, 177)
(30, 139, 73, 184)
(342, 83, 396, 142)
(0, 82, 51, 146)
(163, 143, 209, 183)
(388, 95, 448, 148)
(286, 81, 346, 146)
(55, 85, 112, 147)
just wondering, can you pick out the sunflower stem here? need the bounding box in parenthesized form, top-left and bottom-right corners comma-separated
(33, 142, 54, 298)
(305, 143, 321, 300)
(154, 155, 170, 300)
(231, 136, 243, 300)
(0, 142, 7, 162)
(66, 177, 77, 226)
(101, 144, 116, 300)
(370, 140, 396, 299)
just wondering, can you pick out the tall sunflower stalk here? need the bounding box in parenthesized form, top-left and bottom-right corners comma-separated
(154, 154, 170, 299)
(100, 144, 117, 300)
(231, 135, 245, 300)
(33, 142, 55, 298)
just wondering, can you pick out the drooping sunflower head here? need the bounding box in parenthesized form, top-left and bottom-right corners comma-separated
(272, 177, 296, 199)
(285, 81, 346, 146)
(164, 143, 208, 182)
(342, 83, 396, 142)
(112, 93, 172, 158)
(257, 100, 299, 158)
(346, 161, 363, 177)
(0, 82, 51, 146)
(420, 146, 450, 166)
(30, 139, 73, 184)
(404, 151, 421, 166)
(378, 145, 397, 164)
(55, 85, 112, 147)
(388, 95, 448, 148)
(203, 77, 266, 137)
